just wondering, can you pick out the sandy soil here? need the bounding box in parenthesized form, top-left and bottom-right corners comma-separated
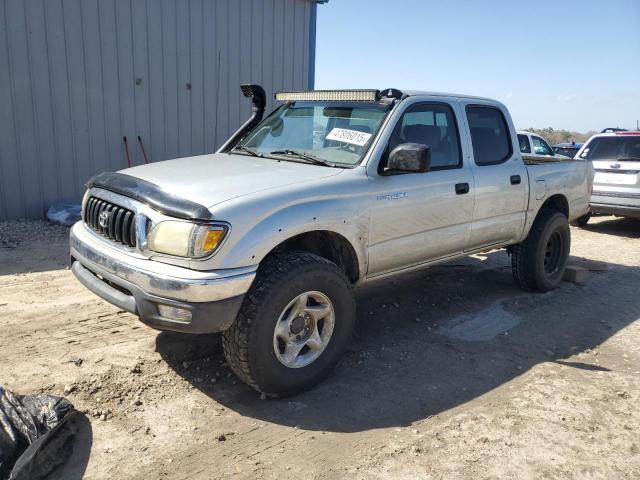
(1, 216, 639, 480)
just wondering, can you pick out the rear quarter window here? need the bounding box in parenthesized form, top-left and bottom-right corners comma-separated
(466, 106, 512, 165)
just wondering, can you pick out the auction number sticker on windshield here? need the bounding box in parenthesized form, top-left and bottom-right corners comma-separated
(326, 128, 372, 146)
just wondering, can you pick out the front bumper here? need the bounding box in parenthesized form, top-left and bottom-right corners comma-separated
(70, 222, 256, 333)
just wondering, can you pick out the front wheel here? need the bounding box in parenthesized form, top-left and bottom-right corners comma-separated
(222, 252, 355, 396)
(511, 209, 571, 292)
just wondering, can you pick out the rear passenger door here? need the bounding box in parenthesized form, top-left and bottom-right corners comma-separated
(464, 104, 528, 249)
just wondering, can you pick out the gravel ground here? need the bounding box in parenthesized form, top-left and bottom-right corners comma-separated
(1, 216, 639, 479)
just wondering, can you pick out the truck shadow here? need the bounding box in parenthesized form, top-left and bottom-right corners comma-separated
(156, 249, 639, 434)
(582, 215, 640, 239)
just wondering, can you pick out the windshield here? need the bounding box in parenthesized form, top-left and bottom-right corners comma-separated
(236, 101, 391, 167)
(579, 136, 640, 161)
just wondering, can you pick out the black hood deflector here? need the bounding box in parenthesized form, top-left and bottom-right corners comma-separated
(86, 172, 212, 221)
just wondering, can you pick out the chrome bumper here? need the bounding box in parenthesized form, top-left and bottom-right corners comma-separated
(70, 222, 256, 303)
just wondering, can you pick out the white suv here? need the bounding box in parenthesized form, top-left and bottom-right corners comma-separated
(574, 131, 640, 225)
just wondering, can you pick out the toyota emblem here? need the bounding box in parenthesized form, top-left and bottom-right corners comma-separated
(98, 211, 110, 228)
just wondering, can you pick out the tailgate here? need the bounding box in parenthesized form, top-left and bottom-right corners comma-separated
(592, 159, 640, 205)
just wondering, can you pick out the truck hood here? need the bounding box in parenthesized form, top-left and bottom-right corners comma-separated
(121, 153, 343, 209)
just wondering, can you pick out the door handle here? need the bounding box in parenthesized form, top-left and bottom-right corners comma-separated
(510, 175, 521, 185)
(455, 182, 469, 195)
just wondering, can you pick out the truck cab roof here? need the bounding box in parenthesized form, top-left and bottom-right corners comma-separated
(402, 90, 496, 102)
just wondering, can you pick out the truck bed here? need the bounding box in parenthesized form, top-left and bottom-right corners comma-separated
(524, 158, 593, 226)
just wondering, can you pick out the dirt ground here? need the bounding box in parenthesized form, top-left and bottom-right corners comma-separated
(1, 216, 639, 480)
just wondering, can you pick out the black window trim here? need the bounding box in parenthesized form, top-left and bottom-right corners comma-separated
(379, 100, 464, 175)
(466, 104, 513, 166)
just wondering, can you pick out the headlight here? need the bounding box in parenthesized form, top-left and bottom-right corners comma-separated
(147, 221, 227, 258)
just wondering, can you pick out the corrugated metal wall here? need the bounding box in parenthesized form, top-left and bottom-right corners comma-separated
(0, 0, 317, 220)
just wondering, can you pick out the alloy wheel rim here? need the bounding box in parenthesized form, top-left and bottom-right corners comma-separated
(273, 291, 335, 368)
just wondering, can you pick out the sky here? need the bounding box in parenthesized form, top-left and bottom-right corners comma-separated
(314, 0, 640, 132)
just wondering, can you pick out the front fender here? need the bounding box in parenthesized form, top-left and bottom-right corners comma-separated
(209, 197, 370, 277)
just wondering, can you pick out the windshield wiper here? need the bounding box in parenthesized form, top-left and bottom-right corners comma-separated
(232, 145, 262, 157)
(268, 149, 335, 167)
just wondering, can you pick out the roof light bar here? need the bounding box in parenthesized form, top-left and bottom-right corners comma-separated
(275, 89, 380, 102)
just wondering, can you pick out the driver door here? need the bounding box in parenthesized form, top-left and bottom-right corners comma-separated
(366, 100, 475, 277)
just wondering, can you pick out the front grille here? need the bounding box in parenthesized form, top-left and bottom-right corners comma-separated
(84, 196, 137, 247)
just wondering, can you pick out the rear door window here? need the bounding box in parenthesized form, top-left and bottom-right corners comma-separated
(466, 106, 512, 165)
(518, 134, 531, 153)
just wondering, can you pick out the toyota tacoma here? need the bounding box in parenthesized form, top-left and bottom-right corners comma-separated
(71, 86, 593, 395)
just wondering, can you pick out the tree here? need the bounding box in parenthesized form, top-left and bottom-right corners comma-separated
(521, 127, 596, 145)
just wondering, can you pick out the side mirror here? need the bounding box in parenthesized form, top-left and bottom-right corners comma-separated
(385, 143, 431, 173)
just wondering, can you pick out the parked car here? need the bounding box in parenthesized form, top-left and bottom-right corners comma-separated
(553, 141, 583, 159)
(517, 131, 571, 162)
(573, 131, 640, 225)
(70, 86, 593, 395)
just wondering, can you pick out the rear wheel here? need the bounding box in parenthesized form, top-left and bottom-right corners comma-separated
(511, 209, 570, 292)
(222, 251, 355, 396)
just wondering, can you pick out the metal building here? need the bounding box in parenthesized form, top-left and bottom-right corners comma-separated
(0, 0, 325, 220)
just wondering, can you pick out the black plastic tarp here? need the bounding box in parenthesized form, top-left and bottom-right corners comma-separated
(0, 386, 78, 480)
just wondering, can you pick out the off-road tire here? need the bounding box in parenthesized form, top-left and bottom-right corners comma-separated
(571, 213, 591, 227)
(222, 251, 356, 396)
(511, 209, 570, 292)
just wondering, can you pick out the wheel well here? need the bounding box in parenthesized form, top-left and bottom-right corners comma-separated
(267, 231, 360, 283)
(540, 194, 569, 218)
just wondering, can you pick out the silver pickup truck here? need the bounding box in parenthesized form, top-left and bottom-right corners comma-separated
(71, 86, 592, 395)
